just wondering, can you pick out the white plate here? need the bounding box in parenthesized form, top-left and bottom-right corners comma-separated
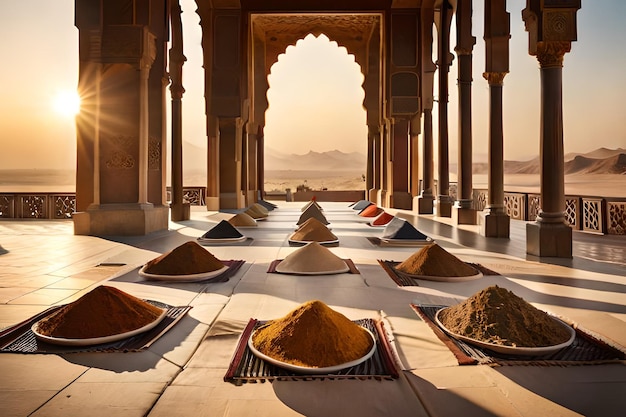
(197, 235, 247, 244)
(32, 309, 168, 347)
(275, 262, 350, 275)
(138, 265, 229, 282)
(434, 308, 576, 356)
(397, 269, 483, 282)
(379, 237, 433, 246)
(288, 237, 339, 246)
(248, 327, 377, 374)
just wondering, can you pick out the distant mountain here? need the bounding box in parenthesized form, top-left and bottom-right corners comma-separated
(264, 147, 366, 172)
(564, 153, 626, 174)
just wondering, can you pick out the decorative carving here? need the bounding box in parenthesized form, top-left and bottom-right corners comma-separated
(22, 195, 46, 219)
(148, 136, 161, 170)
(0, 195, 13, 218)
(482, 71, 507, 86)
(582, 198, 602, 233)
(54, 195, 76, 219)
(472, 189, 487, 211)
(607, 202, 626, 235)
(504, 193, 526, 220)
(105, 135, 136, 169)
(565, 197, 578, 228)
(528, 194, 541, 221)
(536, 41, 571, 68)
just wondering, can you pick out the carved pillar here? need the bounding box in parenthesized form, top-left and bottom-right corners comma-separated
(391, 118, 412, 209)
(169, 0, 190, 221)
(523, 1, 580, 257)
(436, 0, 454, 217)
(206, 116, 220, 210)
(410, 113, 421, 198)
(416, 6, 436, 214)
(369, 125, 383, 205)
(453, 0, 477, 225)
(479, 0, 511, 237)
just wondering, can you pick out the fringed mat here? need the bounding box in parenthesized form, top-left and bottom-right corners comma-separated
(411, 304, 626, 366)
(224, 318, 400, 385)
(378, 260, 499, 287)
(0, 301, 191, 354)
(207, 259, 246, 283)
(267, 259, 360, 274)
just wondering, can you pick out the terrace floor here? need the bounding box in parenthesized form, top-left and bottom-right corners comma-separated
(0, 202, 624, 417)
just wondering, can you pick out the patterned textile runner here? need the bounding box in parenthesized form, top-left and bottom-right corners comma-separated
(267, 259, 360, 274)
(411, 304, 626, 366)
(224, 318, 400, 385)
(205, 259, 246, 282)
(0, 301, 191, 354)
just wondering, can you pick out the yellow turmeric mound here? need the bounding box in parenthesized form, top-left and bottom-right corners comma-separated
(252, 300, 374, 368)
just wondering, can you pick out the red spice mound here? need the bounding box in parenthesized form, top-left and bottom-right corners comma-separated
(396, 243, 477, 277)
(291, 218, 338, 242)
(144, 241, 224, 275)
(438, 285, 572, 347)
(252, 300, 373, 368)
(36, 286, 164, 339)
(372, 212, 394, 225)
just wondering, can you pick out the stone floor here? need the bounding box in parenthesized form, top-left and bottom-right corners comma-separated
(0, 202, 624, 417)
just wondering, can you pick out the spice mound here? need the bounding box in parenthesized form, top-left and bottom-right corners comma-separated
(228, 212, 257, 227)
(36, 286, 164, 339)
(251, 300, 374, 368)
(144, 241, 225, 275)
(291, 218, 338, 242)
(396, 243, 477, 277)
(276, 242, 347, 274)
(438, 285, 572, 347)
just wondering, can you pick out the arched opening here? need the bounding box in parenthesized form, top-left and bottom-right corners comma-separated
(263, 34, 367, 194)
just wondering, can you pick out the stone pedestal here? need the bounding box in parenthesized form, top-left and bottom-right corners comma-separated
(479, 210, 510, 238)
(453, 203, 476, 225)
(170, 202, 190, 222)
(74, 204, 168, 236)
(369, 189, 382, 205)
(205, 196, 220, 211)
(415, 194, 434, 214)
(391, 192, 413, 210)
(526, 221, 572, 258)
(436, 197, 453, 218)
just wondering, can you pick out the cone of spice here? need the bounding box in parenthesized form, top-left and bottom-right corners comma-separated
(297, 203, 329, 225)
(438, 285, 572, 347)
(358, 205, 384, 218)
(351, 200, 373, 211)
(251, 300, 373, 368)
(290, 218, 338, 242)
(228, 212, 258, 227)
(301, 200, 322, 212)
(35, 286, 164, 339)
(143, 241, 225, 275)
(381, 217, 428, 240)
(200, 220, 243, 239)
(371, 212, 394, 226)
(275, 242, 347, 274)
(244, 205, 268, 219)
(395, 243, 477, 277)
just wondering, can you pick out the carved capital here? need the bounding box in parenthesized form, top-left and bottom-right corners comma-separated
(536, 41, 571, 68)
(482, 71, 507, 86)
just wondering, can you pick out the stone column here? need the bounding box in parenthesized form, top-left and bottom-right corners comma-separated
(436, 0, 454, 218)
(169, 0, 190, 221)
(206, 116, 220, 210)
(453, 0, 477, 225)
(479, 0, 510, 237)
(391, 118, 412, 209)
(523, 1, 579, 257)
(368, 125, 383, 205)
(410, 113, 421, 199)
(417, 109, 435, 213)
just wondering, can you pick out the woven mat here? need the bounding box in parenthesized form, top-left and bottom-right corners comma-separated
(267, 259, 360, 274)
(0, 301, 191, 354)
(224, 318, 400, 385)
(411, 304, 626, 366)
(377, 260, 499, 287)
(206, 259, 246, 283)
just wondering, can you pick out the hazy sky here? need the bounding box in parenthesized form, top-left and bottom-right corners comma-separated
(0, 0, 624, 171)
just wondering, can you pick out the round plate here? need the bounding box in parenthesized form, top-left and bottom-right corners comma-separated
(139, 265, 229, 282)
(379, 237, 433, 246)
(275, 262, 350, 275)
(434, 308, 576, 356)
(397, 268, 483, 282)
(32, 308, 167, 347)
(248, 327, 377, 374)
(197, 235, 247, 244)
(288, 237, 339, 246)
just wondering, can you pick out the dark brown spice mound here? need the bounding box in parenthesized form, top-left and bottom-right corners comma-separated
(291, 218, 338, 242)
(396, 243, 477, 277)
(438, 285, 572, 347)
(36, 286, 164, 339)
(143, 241, 224, 275)
(252, 300, 373, 368)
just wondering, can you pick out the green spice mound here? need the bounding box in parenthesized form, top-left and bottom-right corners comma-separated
(252, 300, 373, 368)
(438, 285, 572, 347)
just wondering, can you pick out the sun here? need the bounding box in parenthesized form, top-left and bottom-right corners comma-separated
(53, 90, 81, 116)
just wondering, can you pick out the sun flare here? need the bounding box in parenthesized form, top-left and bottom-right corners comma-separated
(53, 90, 81, 116)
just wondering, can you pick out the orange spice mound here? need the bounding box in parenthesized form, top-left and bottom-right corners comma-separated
(359, 205, 383, 217)
(291, 218, 338, 242)
(438, 285, 572, 347)
(372, 212, 394, 225)
(395, 243, 477, 277)
(36, 286, 164, 339)
(143, 241, 224, 275)
(252, 300, 373, 368)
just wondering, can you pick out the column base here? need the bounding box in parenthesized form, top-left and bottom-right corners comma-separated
(73, 203, 169, 236)
(170, 202, 190, 222)
(452, 206, 477, 225)
(414, 195, 434, 214)
(391, 192, 412, 210)
(478, 210, 510, 238)
(526, 221, 572, 258)
(220, 192, 245, 209)
(436, 198, 453, 218)
(205, 196, 220, 211)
